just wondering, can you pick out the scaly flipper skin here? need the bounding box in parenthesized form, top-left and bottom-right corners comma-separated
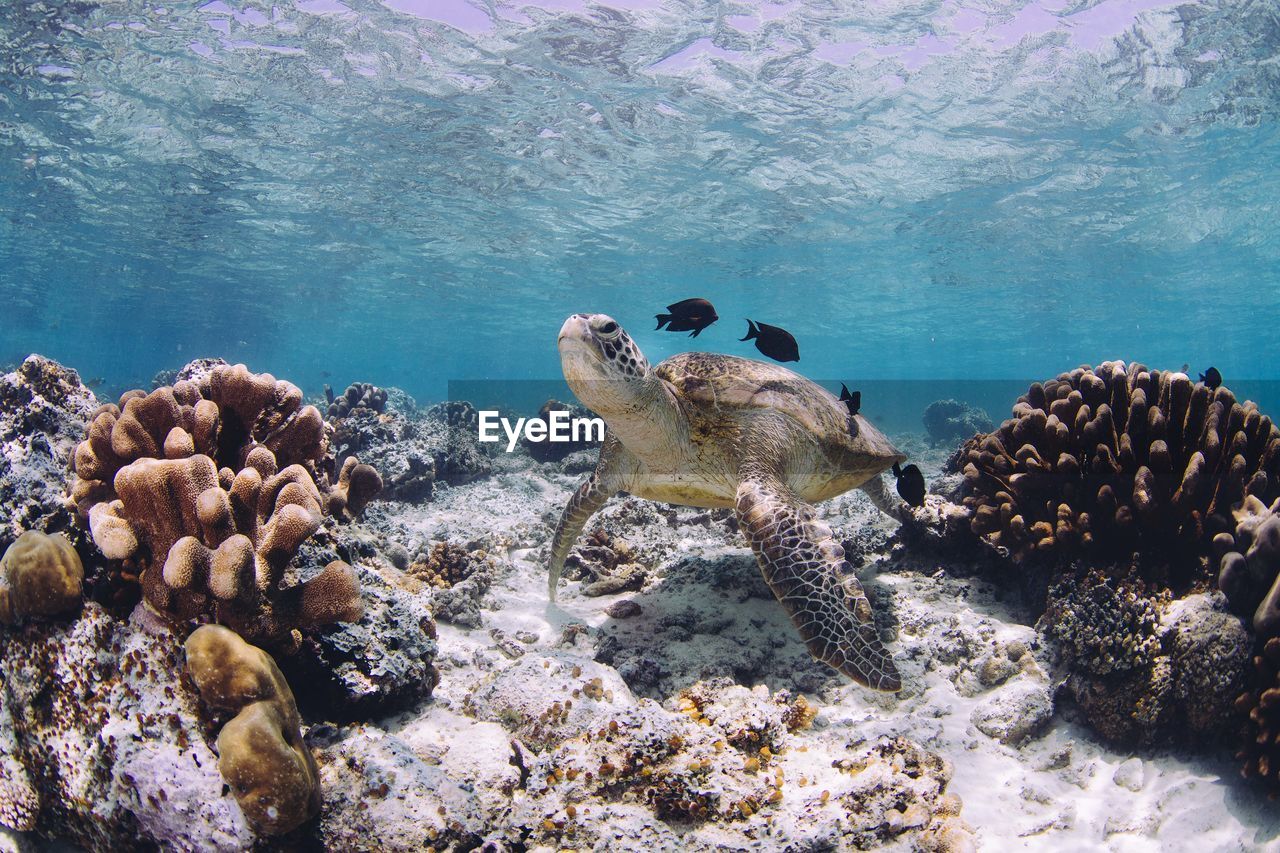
(548, 435, 629, 601)
(735, 469, 902, 691)
(860, 472, 909, 522)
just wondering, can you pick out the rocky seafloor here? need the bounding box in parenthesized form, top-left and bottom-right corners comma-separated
(2, 357, 1280, 852)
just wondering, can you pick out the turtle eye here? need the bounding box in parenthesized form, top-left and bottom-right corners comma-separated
(599, 321, 618, 335)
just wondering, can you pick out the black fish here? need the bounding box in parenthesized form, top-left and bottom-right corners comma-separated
(1200, 366, 1222, 390)
(893, 462, 926, 508)
(839, 383, 860, 416)
(655, 298, 719, 338)
(740, 319, 799, 362)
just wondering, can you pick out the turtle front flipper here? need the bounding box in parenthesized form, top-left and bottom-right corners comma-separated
(735, 472, 901, 691)
(548, 435, 631, 601)
(859, 472, 910, 522)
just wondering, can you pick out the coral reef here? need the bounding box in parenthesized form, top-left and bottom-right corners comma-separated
(1216, 496, 1280, 788)
(522, 399, 602, 463)
(89, 452, 362, 649)
(564, 527, 649, 596)
(328, 398, 494, 503)
(916, 362, 1278, 778)
(453, 661, 971, 850)
(957, 361, 1280, 571)
(406, 540, 493, 589)
(150, 356, 229, 391)
(1236, 636, 1280, 788)
(0, 531, 83, 624)
(0, 604, 253, 850)
(326, 382, 387, 419)
(389, 539, 499, 628)
(0, 356, 98, 554)
(423, 401, 494, 486)
(923, 398, 993, 448)
(331, 406, 437, 502)
(326, 455, 384, 520)
(283, 533, 440, 720)
(70, 364, 367, 649)
(72, 363, 328, 512)
(1042, 571, 1248, 745)
(1216, 494, 1280, 637)
(185, 624, 321, 835)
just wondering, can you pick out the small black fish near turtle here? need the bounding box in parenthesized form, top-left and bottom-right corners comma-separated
(655, 298, 719, 338)
(839, 383, 860, 416)
(740, 319, 799, 362)
(892, 461, 926, 508)
(1200, 366, 1222, 390)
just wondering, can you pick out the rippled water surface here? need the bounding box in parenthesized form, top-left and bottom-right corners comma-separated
(1, 0, 1277, 403)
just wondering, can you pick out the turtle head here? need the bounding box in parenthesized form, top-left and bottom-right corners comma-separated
(558, 313, 652, 413)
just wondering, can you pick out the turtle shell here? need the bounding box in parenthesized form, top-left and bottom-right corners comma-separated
(654, 352, 849, 437)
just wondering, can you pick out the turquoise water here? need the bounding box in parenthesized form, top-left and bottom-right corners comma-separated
(2, 0, 1278, 416)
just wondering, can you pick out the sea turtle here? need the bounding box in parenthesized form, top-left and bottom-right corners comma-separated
(549, 313, 909, 691)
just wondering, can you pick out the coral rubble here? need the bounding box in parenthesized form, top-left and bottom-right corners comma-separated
(185, 624, 321, 835)
(458, 662, 972, 850)
(283, 535, 440, 720)
(0, 605, 253, 850)
(409, 541, 496, 628)
(0, 356, 98, 554)
(423, 401, 493, 486)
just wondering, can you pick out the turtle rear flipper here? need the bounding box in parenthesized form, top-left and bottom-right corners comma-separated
(735, 472, 901, 691)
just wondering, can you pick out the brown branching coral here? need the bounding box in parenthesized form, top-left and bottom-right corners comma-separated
(86, 451, 362, 649)
(71, 364, 327, 512)
(948, 362, 1265, 767)
(326, 456, 383, 520)
(407, 541, 493, 589)
(185, 624, 321, 835)
(1217, 495, 1280, 637)
(326, 382, 387, 419)
(959, 361, 1280, 573)
(70, 364, 369, 648)
(1236, 636, 1280, 788)
(1216, 496, 1280, 788)
(0, 531, 83, 625)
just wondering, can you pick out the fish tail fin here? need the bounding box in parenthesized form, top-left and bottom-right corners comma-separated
(1198, 372, 1205, 382)
(655, 314, 671, 330)
(739, 320, 757, 342)
(689, 328, 700, 338)
(892, 462, 903, 479)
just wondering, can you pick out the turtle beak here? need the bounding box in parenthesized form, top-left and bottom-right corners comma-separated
(558, 314, 591, 348)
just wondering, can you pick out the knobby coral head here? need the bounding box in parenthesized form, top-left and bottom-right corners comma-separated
(185, 624, 321, 835)
(959, 360, 1280, 575)
(69, 363, 372, 648)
